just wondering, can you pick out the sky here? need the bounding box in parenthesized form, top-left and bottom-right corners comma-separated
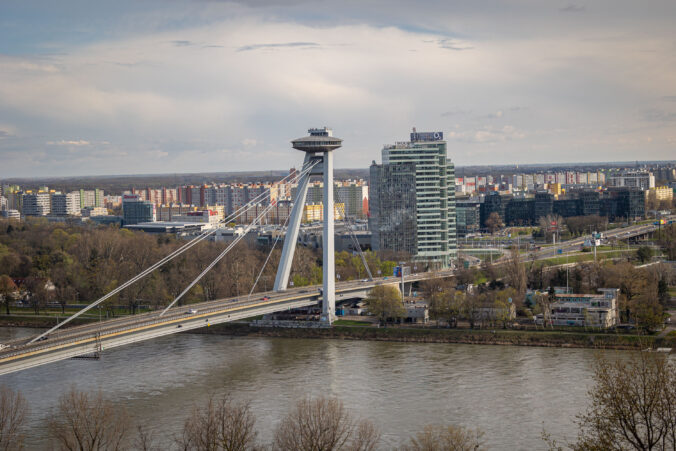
(0, 0, 675, 178)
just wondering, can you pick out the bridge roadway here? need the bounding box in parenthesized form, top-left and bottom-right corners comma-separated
(0, 270, 453, 376)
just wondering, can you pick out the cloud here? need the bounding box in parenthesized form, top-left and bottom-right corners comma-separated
(241, 138, 257, 148)
(662, 96, 676, 102)
(559, 4, 585, 13)
(236, 41, 320, 52)
(441, 109, 472, 117)
(436, 39, 473, 51)
(642, 108, 676, 123)
(171, 40, 194, 47)
(46, 139, 91, 146)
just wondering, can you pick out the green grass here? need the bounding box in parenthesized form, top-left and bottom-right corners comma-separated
(538, 249, 636, 266)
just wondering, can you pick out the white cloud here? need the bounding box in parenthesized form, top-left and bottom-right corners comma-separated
(0, 2, 675, 176)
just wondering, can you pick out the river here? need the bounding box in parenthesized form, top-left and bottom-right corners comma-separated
(0, 327, 642, 450)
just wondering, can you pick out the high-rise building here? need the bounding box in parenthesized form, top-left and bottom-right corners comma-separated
(22, 192, 51, 216)
(79, 189, 104, 208)
(294, 180, 368, 218)
(122, 194, 156, 225)
(370, 129, 456, 268)
(50, 192, 81, 216)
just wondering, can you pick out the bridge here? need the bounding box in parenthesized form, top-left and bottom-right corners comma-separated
(1, 126, 671, 375)
(0, 127, 455, 376)
(0, 271, 451, 375)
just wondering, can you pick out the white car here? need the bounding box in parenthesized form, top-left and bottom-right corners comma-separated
(186, 309, 198, 315)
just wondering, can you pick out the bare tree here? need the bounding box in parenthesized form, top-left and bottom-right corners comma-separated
(47, 389, 130, 451)
(273, 397, 379, 451)
(400, 424, 485, 451)
(505, 248, 527, 298)
(0, 275, 17, 315)
(573, 352, 676, 450)
(484, 212, 504, 235)
(0, 385, 28, 451)
(177, 395, 258, 451)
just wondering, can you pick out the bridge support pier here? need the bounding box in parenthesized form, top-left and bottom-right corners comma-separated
(274, 128, 342, 324)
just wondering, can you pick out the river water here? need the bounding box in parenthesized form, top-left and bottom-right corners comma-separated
(0, 327, 644, 450)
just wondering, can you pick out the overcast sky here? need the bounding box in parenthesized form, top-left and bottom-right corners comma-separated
(0, 0, 675, 177)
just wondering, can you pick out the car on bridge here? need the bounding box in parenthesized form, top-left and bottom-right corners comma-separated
(186, 309, 198, 315)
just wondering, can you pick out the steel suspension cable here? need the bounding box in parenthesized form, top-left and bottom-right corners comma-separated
(247, 209, 292, 300)
(28, 164, 311, 343)
(160, 160, 320, 315)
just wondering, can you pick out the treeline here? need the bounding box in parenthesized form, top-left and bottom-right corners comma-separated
(0, 220, 399, 316)
(0, 387, 484, 451)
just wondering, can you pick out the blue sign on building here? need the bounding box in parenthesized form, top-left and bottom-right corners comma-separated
(410, 131, 443, 142)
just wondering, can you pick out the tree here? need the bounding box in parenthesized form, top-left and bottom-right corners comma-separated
(505, 248, 527, 298)
(365, 285, 405, 325)
(0, 275, 17, 315)
(273, 397, 379, 451)
(636, 246, 653, 264)
(631, 297, 664, 333)
(485, 212, 504, 235)
(573, 352, 676, 450)
(47, 389, 130, 451)
(0, 385, 28, 450)
(461, 292, 482, 329)
(177, 396, 257, 451)
(400, 424, 485, 451)
(428, 290, 461, 328)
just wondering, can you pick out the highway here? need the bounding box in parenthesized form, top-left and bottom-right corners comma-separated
(0, 270, 453, 376)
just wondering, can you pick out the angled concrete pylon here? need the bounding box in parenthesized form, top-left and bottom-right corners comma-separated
(273, 127, 342, 323)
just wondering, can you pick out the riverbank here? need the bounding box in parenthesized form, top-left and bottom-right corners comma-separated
(198, 322, 676, 351)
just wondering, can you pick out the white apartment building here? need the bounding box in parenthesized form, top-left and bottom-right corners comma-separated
(50, 192, 81, 216)
(608, 171, 655, 190)
(22, 193, 51, 216)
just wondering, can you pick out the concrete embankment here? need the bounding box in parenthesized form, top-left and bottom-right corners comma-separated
(197, 322, 676, 351)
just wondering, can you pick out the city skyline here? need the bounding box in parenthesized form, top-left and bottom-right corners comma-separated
(1, 0, 675, 177)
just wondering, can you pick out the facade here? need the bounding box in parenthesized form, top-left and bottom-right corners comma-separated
(370, 130, 456, 268)
(607, 171, 655, 190)
(81, 207, 108, 217)
(479, 192, 505, 228)
(455, 201, 480, 237)
(0, 210, 20, 220)
(79, 189, 104, 208)
(540, 288, 620, 328)
(21, 193, 51, 216)
(122, 194, 156, 225)
(50, 192, 81, 216)
(0, 196, 6, 210)
(297, 180, 368, 219)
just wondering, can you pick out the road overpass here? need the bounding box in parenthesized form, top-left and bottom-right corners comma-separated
(0, 271, 452, 376)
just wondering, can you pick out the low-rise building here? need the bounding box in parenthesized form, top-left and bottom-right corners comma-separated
(537, 288, 619, 328)
(81, 206, 108, 217)
(0, 210, 20, 220)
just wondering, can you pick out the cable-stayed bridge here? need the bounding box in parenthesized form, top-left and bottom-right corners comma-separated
(0, 127, 455, 376)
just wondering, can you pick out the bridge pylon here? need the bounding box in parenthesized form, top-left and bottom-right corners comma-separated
(273, 127, 342, 323)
